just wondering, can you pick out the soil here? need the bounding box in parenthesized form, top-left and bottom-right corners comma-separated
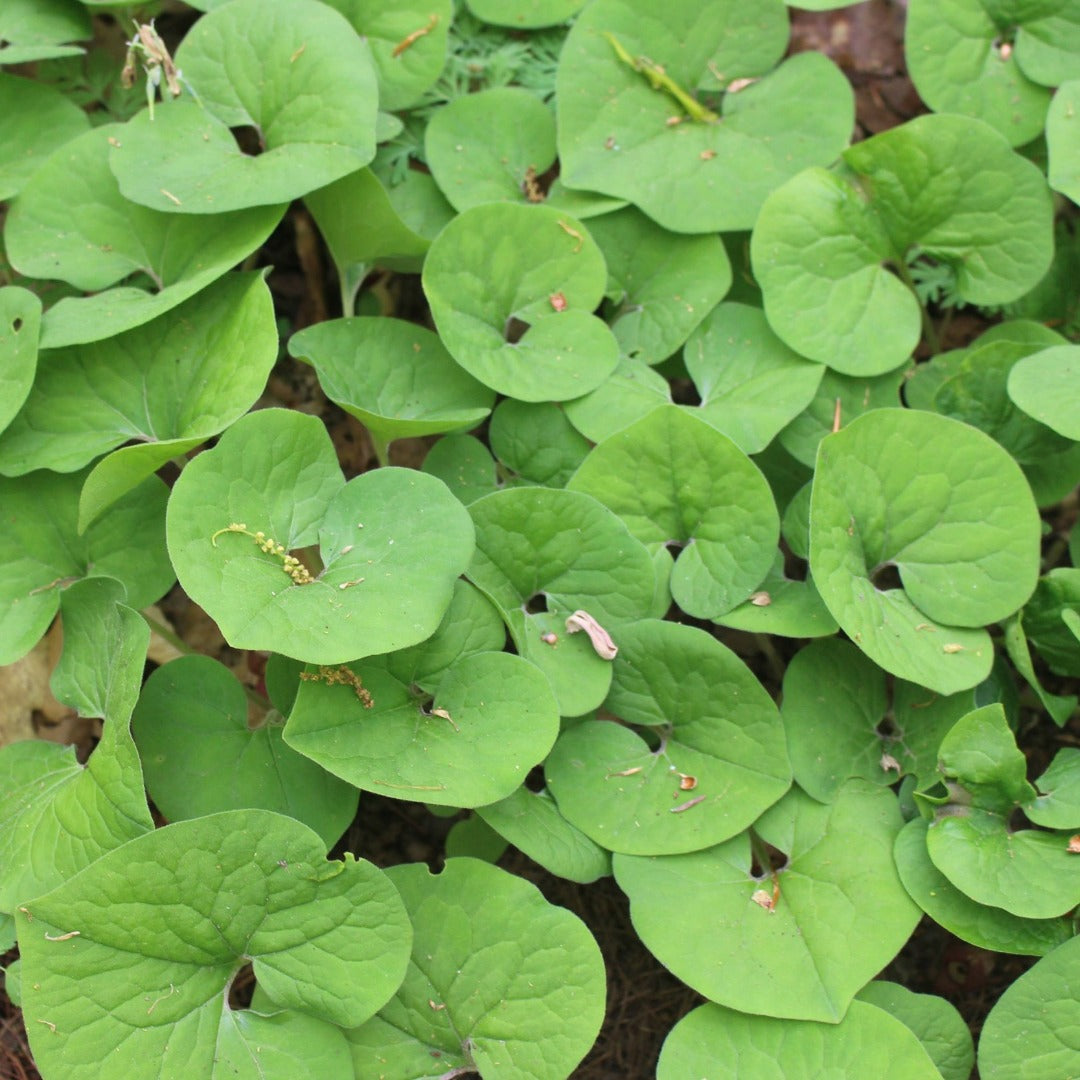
(4, 3, 1079, 1079)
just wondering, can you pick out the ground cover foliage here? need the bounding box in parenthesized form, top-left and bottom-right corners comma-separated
(1, 0, 1079, 1077)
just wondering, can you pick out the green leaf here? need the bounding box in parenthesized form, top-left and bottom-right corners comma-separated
(562, 354, 672, 442)
(546, 619, 790, 855)
(1047, 79, 1080, 202)
(215, 1009, 353, 1080)
(855, 982, 974, 1080)
(284, 651, 559, 807)
(894, 818, 1074, 956)
(167, 408, 474, 664)
(489, 399, 591, 488)
(0, 579, 153, 912)
(0, 287, 40, 436)
(0, 72, 88, 199)
(713, 554, 839, 638)
(422, 433, 499, 506)
(933, 341, 1074, 463)
(423, 203, 619, 401)
(615, 783, 920, 1022)
(0, 274, 277, 530)
(904, 0, 1051, 147)
(16, 810, 411, 1078)
(1024, 568, 1080, 676)
(753, 114, 1055, 374)
(465, 487, 656, 715)
(926, 706, 1080, 918)
(1015, 9, 1080, 85)
(978, 936, 1080, 1079)
(658, 1001, 944, 1079)
(557, 0, 852, 233)
(809, 409, 1040, 694)
(321, 0, 451, 111)
(0, 470, 172, 666)
(685, 302, 824, 454)
(288, 317, 494, 458)
(0, 0, 90, 65)
(1027, 748, 1080, 828)
(132, 655, 358, 850)
(344, 858, 605, 1080)
(587, 207, 731, 365)
(109, 0, 378, 213)
(477, 786, 611, 884)
(445, 814, 509, 863)
(1002, 612, 1077, 725)
(568, 405, 778, 618)
(466, 0, 586, 27)
(781, 639, 901, 802)
(426, 87, 557, 211)
(1007, 344, 1080, 439)
(304, 168, 431, 314)
(4, 124, 283, 349)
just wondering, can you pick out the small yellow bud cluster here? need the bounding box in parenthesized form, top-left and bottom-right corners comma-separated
(298, 665, 374, 708)
(211, 522, 314, 585)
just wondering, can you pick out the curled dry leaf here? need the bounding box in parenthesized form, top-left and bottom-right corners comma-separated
(565, 609, 618, 659)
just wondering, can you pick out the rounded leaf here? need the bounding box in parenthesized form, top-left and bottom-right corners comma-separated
(166, 409, 474, 664)
(809, 409, 1040, 693)
(423, 203, 619, 401)
(109, 0, 378, 213)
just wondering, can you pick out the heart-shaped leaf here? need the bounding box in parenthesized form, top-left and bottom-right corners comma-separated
(425, 86, 557, 211)
(4, 124, 283, 349)
(0, 287, 40, 436)
(753, 114, 1054, 374)
(423, 202, 619, 401)
(894, 818, 1074, 957)
(658, 1001, 943, 1080)
(556, 0, 852, 233)
(343, 858, 605, 1080)
(16, 810, 411, 1079)
(809, 409, 1040, 693)
(423, 434, 500, 506)
(713, 554, 839, 638)
(0, 469, 172, 666)
(288, 316, 494, 462)
(587, 206, 731, 365)
(166, 408, 474, 664)
(284, 651, 559, 807)
(546, 620, 791, 855)
(1026, 748, 1080, 829)
(685, 302, 824, 454)
(132, 655, 358, 849)
(0, 274, 278, 531)
(0, 72, 88, 199)
(466, 0, 587, 27)
(615, 782, 920, 1022)
(562, 355, 671, 443)
(0, 578, 153, 913)
(568, 405, 779, 618)
(904, 0, 1052, 146)
(109, 0, 378, 213)
(925, 705, 1080, 918)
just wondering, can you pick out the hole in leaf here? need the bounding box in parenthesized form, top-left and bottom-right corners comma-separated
(504, 315, 530, 344)
(871, 562, 902, 592)
(876, 716, 898, 738)
(227, 963, 256, 1010)
(524, 593, 548, 615)
(231, 124, 265, 156)
(11, 317, 22, 332)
